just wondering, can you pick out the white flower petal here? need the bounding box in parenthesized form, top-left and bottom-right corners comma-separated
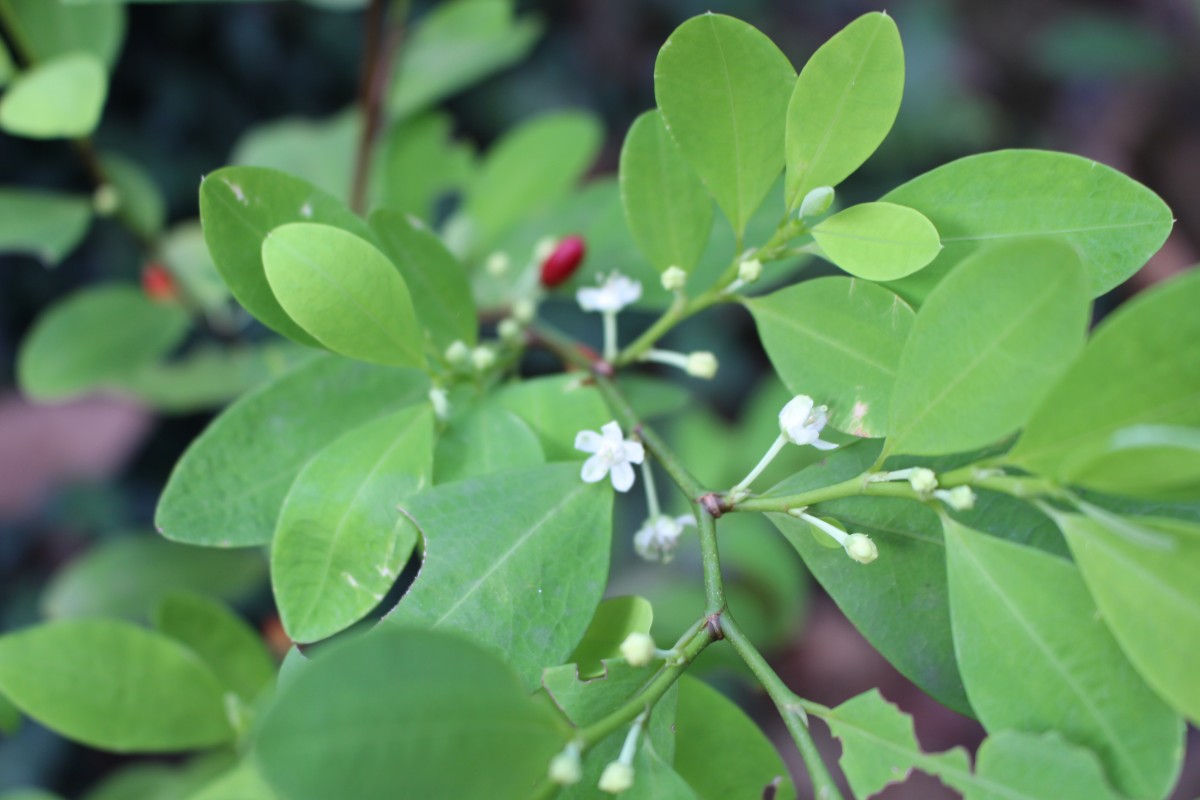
(600, 421, 625, 443)
(623, 440, 645, 464)
(576, 287, 604, 312)
(574, 430, 603, 453)
(812, 438, 839, 451)
(581, 454, 609, 483)
(610, 461, 635, 492)
(675, 514, 697, 528)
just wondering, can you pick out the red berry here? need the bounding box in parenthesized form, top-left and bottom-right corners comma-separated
(540, 235, 586, 288)
(141, 263, 178, 302)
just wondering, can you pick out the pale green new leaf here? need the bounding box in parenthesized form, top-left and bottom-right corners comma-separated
(0, 188, 91, 265)
(272, 406, 435, 643)
(619, 109, 713, 273)
(944, 518, 1183, 799)
(262, 222, 423, 366)
(156, 355, 429, 548)
(566, 596, 653, 679)
(369, 209, 477, 348)
(655, 14, 796, 235)
(199, 166, 374, 346)
(886, 239, 1089, 456)
(882, 150, 1173, 305)
(1052, 512, 1200, 725)
(494, 373, 608, 460)
(7, 0, 124, 68)
(18, 285, 188, 402)
(0, 620, 232, 752)
(1010, 269, 1200, 479)
(748, 276, 915, 436)
(255, 628, 565, 800)
(811, 202, 941, 281)
(384, 463, 612, 687)
(786, 12, 904, 207)
(0, 54, 107, 139)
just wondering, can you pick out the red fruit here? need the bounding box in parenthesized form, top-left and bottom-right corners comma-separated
(540, 235, 586, 288)
(141, 263, 178, 302)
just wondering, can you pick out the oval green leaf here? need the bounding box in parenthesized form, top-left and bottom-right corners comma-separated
(255, 628, 565, 800)
(1063, 425, 1200, 498)
(811, 202, 942, 281)
(655, 13, 796, 235)
(886, 239, 1090, 456)
(271, 406, 435, 644)
(0, 187, 91, 265)
(7, 0, 125, 68)
(0, 620, 232, 753)
(748, 277, 915, 437)
(944, 518, 1183, 799)
(881, 150, 1174, 305)
(619, 109, 713, 273)
(493, 374, 609, 460)
(0, 54, 106, 139)
(261, 222, 422, 366)
(786, 12, 904, 208)
(567, 596, 654, 680)
(433, 400, 543, 484)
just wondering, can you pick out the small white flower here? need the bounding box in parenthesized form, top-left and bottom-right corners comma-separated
(685, 351, 718, 379)
(799, 186, 835, 219)
(660, 266, 687, 291)
(444, 340, 470, 365)
(633, 514, 695, 563)
(908, 468, 939, 494)
(428, 387, 450, 421)
(619, 632, 657, 667)
(779, 395, 838, 450)
(548, 743, 582, 786)
(598, 762, 634, 794)
(470, 346, 496, 371)
(738, 258, 763, 283)
(485, 251, 510, 276)
(498, 318, 522, 342)
(512, 298, 536, 324)
(935, 486, 976, 511)
(844, 533, 879, 564)
(575, 421, 645, 492)
(577, 272, 643, 314)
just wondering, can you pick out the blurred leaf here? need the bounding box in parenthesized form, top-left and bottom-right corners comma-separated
(0, 792, 62, 800)
(1032, 14, 1174, 79)
(494, 373, 608, 461)
(811, 202, 941, 281)
(272, 407, 435, 643)
(655, 14, 795, 236)
(262, 222, 424, 366)
(231, 110, 358, 204)
(256, 628, 565, 800)
(0, 40, 12, 88)
(944, 517, 1182, 798)
(882, 150, 1173, 305)
(383, 464, 611, 688)
(433, 399, 543, 484)
(886, 240, 1089, 457)
(0, 690, 19, 735)
(748, 276, 915, 437)
(1063, 425, 1200, 499)
(186, 761, 275, 800)
(156, 355, 429, 547)
(388, 0, 542, 119)
(0, 54, 107, 139)
(372, 112, 473, 220)
(199, 166, 374, 347)
(0, 620, 232, 752)
(18, 285, 189, 402)
(8, 0, 124, 68)
(43, 535, 265, 620)
(100, 152, 165, 239)
(567, 596, 653, 679)
(0, 187, 91, 265)
(786, 11, 904, 208)
(154, 592, 275, 705)
(159, 222, 229, 312)
(82, 750, 233, 800)
(619, 109, 713, 274)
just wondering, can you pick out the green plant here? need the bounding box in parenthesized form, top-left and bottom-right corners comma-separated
(2, 4, 1197, 800)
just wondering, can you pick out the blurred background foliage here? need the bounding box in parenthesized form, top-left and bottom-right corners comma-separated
(0, 0, 1197, 797)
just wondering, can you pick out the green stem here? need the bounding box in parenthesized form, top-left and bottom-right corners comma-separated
(733, 473, 874, 513)
(722, 616, 845, 800)
(697, 512, 725, 615)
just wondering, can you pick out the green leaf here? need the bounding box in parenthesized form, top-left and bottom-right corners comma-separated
(811, 202, 942, 281)
(433, 399, 543, 484)
(156, 354, 429, 547)
(0, 791, 61, 800)
(674, 677, 793, 799)
(231, 110, 358, 204)
(1051, 512, 1200, 725)
(199, 166, 373, 346)
(42, 535, 266, 620)
(0, 187, 91, 265)
(1010, 269, 1200, 479)
(255, 628, 564, 800)
(271, 407, 435, 643)
(373, 112, 474, 219)
(785, 12, 905, 208)
(261, 222, 423, 367)
(1062, 425, 1200, 498)
(626, 742, 698, 800)
(99, 152, 165, 239)
(188, 761, 275, 800)
(18, 285, 189, 402)
(0, 620, 232, 752)
(747, 276, 915, 437)
(886, 239, 1089, 456)
(655, 14, 796, 235)
(493, 374, 609, 461)
(0, 41, 11, 88)
(462, 111, 601, 248)
(369, 209, 477, 349)
(966, 730, 1126, 800)
(153, 592, 275, 705)
(159, 221, 230, 313)
(388, 0, 542, 120)
(881, 150, 1174, 304)
(944, 517, 1183, 799)
(566, 596, 654, 679)
(0, 54, 106, 139)
(619, 109, 713, 273)
(7, 0, 124, 68)
(383, 463, 612, 688)
(0, 689, 19, 735)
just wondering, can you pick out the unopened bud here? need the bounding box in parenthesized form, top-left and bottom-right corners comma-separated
(444, 340, 470, 365)
(660, 266, 687, 292)
(498, 318, 522, 342)
(798, 186, 835, 219)
(428, 388, 450, 421)
(512, 298, 536, 324)
(738, 258, 763, 284)
(909, 468, 938, 495)
(685, 352, 718, 379)
(598, 761, 635, 794)
(619, 632, 656, 667)
(471, 346, 496, 371)
(141, 263, 178, 303)
(540, 235, 586, 288)
(485, 252, 510, 277)
(548, 743, 582, 786)
(935, 486, 976, 511)
(844, 533, 878, 564)
(93, 184, 120, 216)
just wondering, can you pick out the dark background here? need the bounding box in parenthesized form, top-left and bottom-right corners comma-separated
(0, 0, 1197, 797)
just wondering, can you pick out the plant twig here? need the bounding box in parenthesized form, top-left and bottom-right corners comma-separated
(349, 0, 406, 215)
